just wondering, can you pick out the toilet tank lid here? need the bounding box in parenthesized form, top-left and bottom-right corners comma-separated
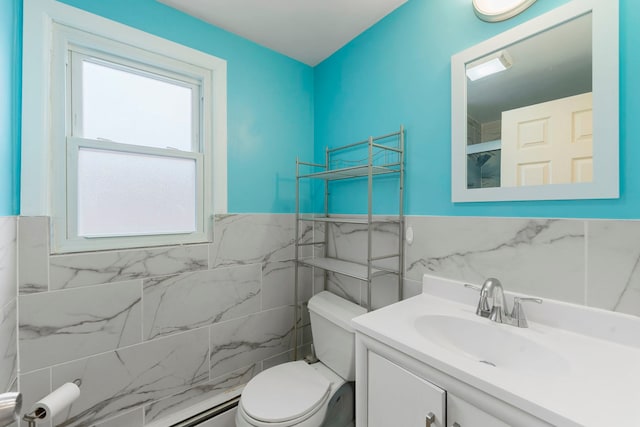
(308, 291, 367, 332)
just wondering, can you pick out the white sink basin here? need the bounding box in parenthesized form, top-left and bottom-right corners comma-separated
(352, 274, 640, 426)
(414, 314, 570, 377)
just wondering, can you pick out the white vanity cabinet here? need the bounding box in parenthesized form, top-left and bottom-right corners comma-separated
(364, 350, 508, 427)
(367, 352, 445, 427)
(356, 334, 551, 427)
(353, 274, 640, 426)
(447, 394, 510, 427)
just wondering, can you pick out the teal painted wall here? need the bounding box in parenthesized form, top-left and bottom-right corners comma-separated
(314, 0, 640, 218)
(0, 0, 21, 216)
(36, 0, 314, 214)
(6, 0, 638, 217)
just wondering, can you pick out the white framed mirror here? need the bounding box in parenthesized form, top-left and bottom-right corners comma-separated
(451, 0, 618, 202)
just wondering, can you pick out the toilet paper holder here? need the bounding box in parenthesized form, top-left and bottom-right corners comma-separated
(0, 392, 22, 427)
(23, 379, 81, 427)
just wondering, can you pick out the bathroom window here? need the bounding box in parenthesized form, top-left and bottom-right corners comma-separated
(21, 2, 228, 253)
(69, 51, 201, 239)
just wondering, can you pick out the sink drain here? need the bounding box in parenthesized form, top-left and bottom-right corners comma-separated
(478, 360, 497, 367)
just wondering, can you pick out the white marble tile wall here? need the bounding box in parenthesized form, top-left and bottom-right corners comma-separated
(18, 216, 48, 294)
(143, 364, 257, 424)
(143, 265, 261, 340)
(18, 368, 51, 427)
(14, 214, 309, 426)
(49, 244, 209, 291)
(19, 280, 143, 372)
(93, 409, 144, 427)
(586, 221, 640, 316)
(0, 299, 17, 394)
(404, 217, 586, 304)
(322, 215, 640, 318)
(402, 216, 640, 316)
(323, 220, 403, 310)
(53, 328, 210, 426)
(209, 305, 294, 379)
(0, 217, 17, 308)
(13, 213, 640, 426)
(0, 216, 17, 394)
(210, 214, 296, 268)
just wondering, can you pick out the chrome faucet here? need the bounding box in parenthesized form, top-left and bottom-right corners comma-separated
(478, 278, 504, 319)
(465, 278, 542, 328)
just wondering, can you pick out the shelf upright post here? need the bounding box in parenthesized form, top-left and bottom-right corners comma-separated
(324, 147, 330, 218)
(367, 136, 374, 312)
(323, 147, 330, 291)
(398, 125, 405, 303)
(294, 157, 300, 360)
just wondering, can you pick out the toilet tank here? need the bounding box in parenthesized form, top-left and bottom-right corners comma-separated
(307, 291, 367, 381)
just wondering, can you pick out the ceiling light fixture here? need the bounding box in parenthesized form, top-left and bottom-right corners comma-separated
(466, 51, 512, 81)
(472, 0, 537, 22)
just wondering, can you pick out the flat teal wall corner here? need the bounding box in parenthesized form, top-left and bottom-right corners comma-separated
(314, 0, 638, 219)
(0, 0, 21, 216)
(52, 0, 315, 214)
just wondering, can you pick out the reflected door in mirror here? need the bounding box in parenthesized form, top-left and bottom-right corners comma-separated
(501, 92, 593, 187)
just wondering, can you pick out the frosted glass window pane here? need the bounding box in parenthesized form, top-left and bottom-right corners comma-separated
(81, 61, 193, 151)
(77, 148, 197, 237)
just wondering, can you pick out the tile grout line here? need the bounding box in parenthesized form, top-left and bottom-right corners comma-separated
(26, 261, 264, 298)
(584, 220, 589, 306)
(140, 278, 145, 345)
(208, 324, 212, 383)
(15, 217, 20, 393)
(19, 303, 293, 377)
(21, 277, 145, 298)
(19, 323, 213, 376)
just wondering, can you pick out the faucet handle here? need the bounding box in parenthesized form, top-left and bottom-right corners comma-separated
(510, 297, 542, 328)
(464, 283, 491, 317)
(514, 297, 543, 305)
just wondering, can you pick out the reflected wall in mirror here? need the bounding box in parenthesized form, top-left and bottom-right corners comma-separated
(467, 13, 592, 189)
(451, 0, 618, 202)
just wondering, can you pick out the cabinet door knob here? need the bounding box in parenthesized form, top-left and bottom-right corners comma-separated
(453, 423, 461, 427)
(425, 412, 436, 427)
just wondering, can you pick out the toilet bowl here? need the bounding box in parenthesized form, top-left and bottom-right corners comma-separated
(236, 291, 365, 427)
(235, 361, 348, 427)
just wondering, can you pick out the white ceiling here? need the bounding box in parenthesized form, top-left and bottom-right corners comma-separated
(467, 13, 592, 123)
(157, 0, 408, 66)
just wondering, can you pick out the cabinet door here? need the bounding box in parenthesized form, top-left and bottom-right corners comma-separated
(447, 394, 511, 427)
(368, 352, 445, 427)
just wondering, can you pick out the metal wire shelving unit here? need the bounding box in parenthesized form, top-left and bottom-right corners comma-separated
(292, 125, 405, 357)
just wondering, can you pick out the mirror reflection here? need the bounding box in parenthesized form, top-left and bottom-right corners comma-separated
(466, 13, 592, 189)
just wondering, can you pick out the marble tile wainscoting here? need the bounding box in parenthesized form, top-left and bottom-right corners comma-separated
(326, 216, 640, 318)
(14, 214, 314, 427)
(322, 220, 405, 310)
(10, 213, 640, 426)
(0, 216, 17, 397)
(403, 217, 638, 313)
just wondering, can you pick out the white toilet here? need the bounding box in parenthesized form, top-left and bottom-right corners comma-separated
(236, 291, 366, 427)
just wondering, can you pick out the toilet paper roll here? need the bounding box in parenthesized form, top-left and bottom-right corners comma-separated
(29, 382, 80, 423)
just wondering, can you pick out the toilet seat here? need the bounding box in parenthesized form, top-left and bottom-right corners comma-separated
(240, 361, 332, 425)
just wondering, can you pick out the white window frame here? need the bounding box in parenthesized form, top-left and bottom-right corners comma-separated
(22, 0, 228, 253)
(68, 47, 203, 151)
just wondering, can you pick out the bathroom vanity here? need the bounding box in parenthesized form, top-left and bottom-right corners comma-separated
(352, 275, 640, 427)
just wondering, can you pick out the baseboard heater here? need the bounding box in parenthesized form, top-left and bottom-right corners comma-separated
(169, 396, 240, 427)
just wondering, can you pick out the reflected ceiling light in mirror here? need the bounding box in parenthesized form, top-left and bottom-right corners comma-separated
(466, 51, 512, 81)
(473, 0, 537, 22)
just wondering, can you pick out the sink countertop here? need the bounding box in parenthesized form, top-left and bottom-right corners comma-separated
(352, 274, 640, 427)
